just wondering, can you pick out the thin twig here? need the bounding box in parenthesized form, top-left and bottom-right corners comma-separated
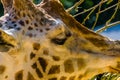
(73, 0, 108, 17)
(66, 0, 84, 13)
(96, 21, 120, 33)
(97, 2, 120, 14)
(96, 0, 120, 33)
(82, 8, 95, 24)
(92, 0, 102, 30)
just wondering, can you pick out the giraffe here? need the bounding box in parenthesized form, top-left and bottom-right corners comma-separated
(0, 0, 120, 80)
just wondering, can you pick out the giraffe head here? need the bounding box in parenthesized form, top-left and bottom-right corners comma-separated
(1, 0, 120, 80)
(0, 0, 72, 52)
(0, 0, 73, 80)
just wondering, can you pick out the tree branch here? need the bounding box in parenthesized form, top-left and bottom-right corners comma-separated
(66, 0, 84, 13)
(96, 21, 120, 33)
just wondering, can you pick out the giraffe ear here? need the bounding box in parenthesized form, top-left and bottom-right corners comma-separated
(1, 0, 13, 14)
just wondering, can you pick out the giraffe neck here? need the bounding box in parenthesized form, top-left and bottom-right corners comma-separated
(0, 39, 118, 80)
(0, 23, 119, 80)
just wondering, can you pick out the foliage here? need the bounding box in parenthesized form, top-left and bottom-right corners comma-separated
(66, 0, 120, 32)
(90, 72, 120, 80)
(60, 0, 77, 9)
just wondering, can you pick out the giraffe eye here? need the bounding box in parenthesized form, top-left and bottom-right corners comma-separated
(51, 30, 72, 45)
(51, 38, 67, 45)
(51, 32, 67, 45)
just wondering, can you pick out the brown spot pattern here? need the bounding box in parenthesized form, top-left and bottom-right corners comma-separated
(77, 58, 86, 70)
(43, 49, 49, 55)
(30, 52, 36, 59)
(34, 23, 38, 27)
(45, 28, 50, 31)
(52, 56, 60, 61)
(14, 24, 17, 27)
(16, 27, 21, 30)
(117, 61, 120, 68)
(40, 29, 43, 32)
(38, 57, 48, 72)
(15, 70, 23, 80)
(69, 76, 75, 80)
(28, 26, 33, 30)
(14, 16, 18, 20)
(48, 65, 60, 74)
(77, 74, 83, 79)
(22, 13, 26, 17)
(5, 75, 8, 79)
(19, 20, 25, 26)
(33, 43, 40, 51)
(60, 76, 67, 80)
(25, 20, 29, 24)
(0, 65, 6, 74)
(32, 63, 37, 69)
(64, 59, 74, 73)
(36, 68, 43, 78)
(27, 72, 35, 80)
(49, 78, 57, 80)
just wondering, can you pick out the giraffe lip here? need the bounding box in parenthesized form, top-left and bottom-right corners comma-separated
(51, 38, 67, 45)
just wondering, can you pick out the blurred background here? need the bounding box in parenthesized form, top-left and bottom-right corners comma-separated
(0, 0, 120, 40)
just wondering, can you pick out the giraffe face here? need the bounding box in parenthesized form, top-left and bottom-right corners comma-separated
(1, 0, 120, 80)
(0, 0, 72, 51)
(0, 0, 73, 79)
